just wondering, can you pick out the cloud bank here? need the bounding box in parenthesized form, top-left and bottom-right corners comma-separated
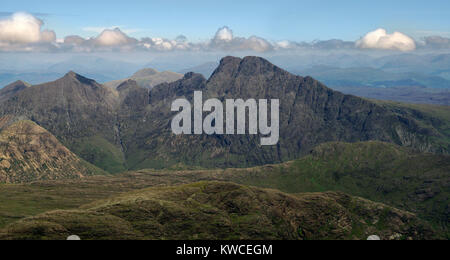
(355, 28, 416, 51)
(0, 13, 448, 53)
(0, 12, 56, 51)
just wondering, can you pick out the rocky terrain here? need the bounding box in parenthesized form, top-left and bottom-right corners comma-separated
(0, 118, 104, 183)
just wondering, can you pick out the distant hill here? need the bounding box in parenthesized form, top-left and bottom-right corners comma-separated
(0, 181, 437, 240)
(0, 118, 105, 183)
(333, 85, 450, 106)
(296, 66, 450, 89)
(104, 68, 183, 89)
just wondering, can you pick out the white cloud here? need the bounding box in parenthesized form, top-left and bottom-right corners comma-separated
(94, 28, 136, 46)
(209, 26, 273, 52)
(276, 40, 292, 49)
(214, 26, 233, 42)
(242, 36, 272, 52)
(0, 12, 56, 44)
(64, 35, 86, 45)
(4, 15, 444, 53)
(356, 28, 416, 51)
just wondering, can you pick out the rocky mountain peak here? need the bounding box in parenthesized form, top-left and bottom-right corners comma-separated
(61, 71, 97, 86)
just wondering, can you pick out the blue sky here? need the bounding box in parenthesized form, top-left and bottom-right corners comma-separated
(1, 0, 450, 42)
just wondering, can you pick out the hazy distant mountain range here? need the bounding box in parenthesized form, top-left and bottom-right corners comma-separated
(104, 68, 183, 89)
(2, 52, 450, 105)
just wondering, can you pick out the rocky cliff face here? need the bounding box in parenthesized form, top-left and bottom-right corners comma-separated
(129, 56, 445, 169)
(0, 57, 447, 172)
(0, 119, 103, 183)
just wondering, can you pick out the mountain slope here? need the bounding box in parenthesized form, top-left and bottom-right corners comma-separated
(0, 80, 30, 102)
(0, 181, 437, 240)
(0, 72, 126, 173)
(0, 119, 105, 183)
(0, 57, 448, 172)
(128, 56, 448, 169)
(104, 68, 183, 89)
(210, 142, 449, 228)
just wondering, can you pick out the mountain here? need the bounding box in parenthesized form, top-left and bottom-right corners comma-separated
(0, 71, 125, 173)
(104, 68, 183, 89)
(0, 118, 105, 183)
(0, 80, 30, 102)
(130, 56, 449, 169)
(0, 181, 437, 240)
(0, 57, 449, 173)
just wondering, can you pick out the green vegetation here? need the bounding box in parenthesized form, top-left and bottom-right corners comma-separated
(0, 141, 448, 239)
(0, 182, 437, 240)
(70, 136, 127, 174)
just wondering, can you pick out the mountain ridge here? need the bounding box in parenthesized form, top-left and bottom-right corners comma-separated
(0, 56, 448, 172)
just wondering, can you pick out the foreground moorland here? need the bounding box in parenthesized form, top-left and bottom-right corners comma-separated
(0, 141, 448, 239)
(0, 181, 438, 240)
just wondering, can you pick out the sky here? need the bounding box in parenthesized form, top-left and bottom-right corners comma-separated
(1, 0, 450, 41)
(0, 0, 450, 53)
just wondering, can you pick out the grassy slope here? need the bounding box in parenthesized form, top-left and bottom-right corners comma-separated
(69, 136, 127, 174)
(228, 142, 449, 229)
(0, 182, 437, 240)
(0, 141, 447, 238)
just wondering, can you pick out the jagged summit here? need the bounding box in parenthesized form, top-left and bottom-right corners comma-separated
(8, 80, 30, 87)
(60, 71, 97, 85)
(2, 80, 30, 90)
(64, 71, 78, 78)
(209, 56, 292, 83)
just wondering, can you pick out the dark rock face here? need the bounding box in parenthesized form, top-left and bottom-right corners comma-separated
(0, 57, 447, 171)
(0, 72, 119, 143)
(132, 56, 443, 169)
